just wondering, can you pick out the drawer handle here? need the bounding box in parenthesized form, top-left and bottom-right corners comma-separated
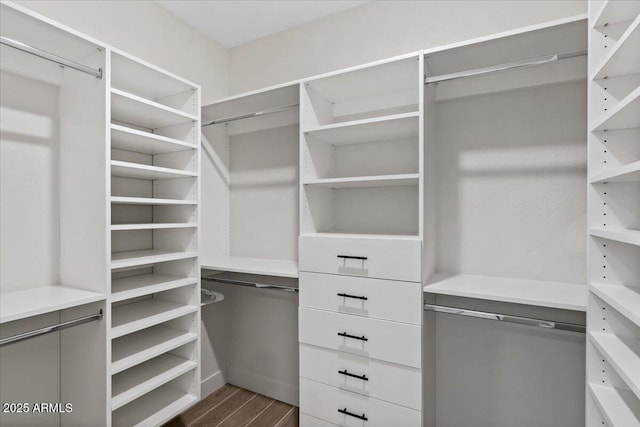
(338, 408, 368, 421)
(338, 369, 368, 381)
(338, 332, 368, 341)
(337, 255, 368, 261)
(337, 292, 368, 301)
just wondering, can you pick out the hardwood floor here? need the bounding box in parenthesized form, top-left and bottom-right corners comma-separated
(164, 384, 299, 427)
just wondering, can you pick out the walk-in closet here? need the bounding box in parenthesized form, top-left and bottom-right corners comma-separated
(0, 0, 638, 426)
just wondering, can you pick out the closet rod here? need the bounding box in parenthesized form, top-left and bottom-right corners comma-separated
(202, 276, 298, 293)
(0, 36, 103, 79)
(423, 304, 585, 333)
(424, 48, 587, 84)
(201, 103, 299, 127)
(0, 310, 103, 347)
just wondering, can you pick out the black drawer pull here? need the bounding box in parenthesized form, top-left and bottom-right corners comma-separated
(338, 369, 368, 381)
(338, 332, 368, 341)
(337, 292, 368, 301)
(337, 255, 368, 261)
(338, 408, 368, 421)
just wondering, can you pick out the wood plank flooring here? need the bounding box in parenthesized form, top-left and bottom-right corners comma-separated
(164, 384, 299, 427)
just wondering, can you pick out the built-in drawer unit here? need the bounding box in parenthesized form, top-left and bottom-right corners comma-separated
(300, 343, 422, 410)
(300, 378, 422, 427)
(299, 307, 421, 368)
(299, 272, 422, 324)
(299, 235, 421, 282)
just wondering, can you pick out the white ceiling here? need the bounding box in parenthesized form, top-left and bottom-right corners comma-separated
(157, 1, 368, 48)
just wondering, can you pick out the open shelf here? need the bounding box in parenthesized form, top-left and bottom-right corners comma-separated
(590, 160, 640, 183)
(592, 16, 640, 80)
(111, 298, 197, 339)
(111, 325, 197, 375)
(589, 384, 640, 427)
(590, 332, 640, 399)
(111, 250, 198, 270)
(0, 286, 105, 324)
(111, 160, 196, 180)
(112, 384, 197, 427)
(591, 283, 640, 327)
(201, 256, 298, 278)
(111, 274, 198, 302)
(424, 273, 587, 311)
(304, 173, 419, 189)
(111, 196, 197, 206)
(112, 353, 196, 410)
(592, 86, 640, 132)
(590, 227, 640, 246)
(111, 124, 197, 154)
(111, 223, 197, 231)
(592, 0, 640, 28)
(111, 88, 196, 129)
(303, 112, 419, 143)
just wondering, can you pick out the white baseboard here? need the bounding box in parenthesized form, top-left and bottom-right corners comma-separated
(200, 370, 226, 398)
(228, 366, 299, 406)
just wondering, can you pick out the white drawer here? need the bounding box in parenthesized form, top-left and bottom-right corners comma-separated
(300, 344, 422, 410)
(299, 235, 421, 282)
(299, 307, 421, 368)
(300, 413, 337, 427)
(299, 272, 422, 325)
(300, 378, 421, 427)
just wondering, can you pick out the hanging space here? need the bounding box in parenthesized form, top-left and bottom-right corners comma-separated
(199, 83, 301, 406)
(422, 16, 590, 427)
(0, 3, 108, 426)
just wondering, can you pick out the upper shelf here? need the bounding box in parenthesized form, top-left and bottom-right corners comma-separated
(111, 250, 198, 270)
(111, 196, 197, 206)
(591, 86, 640, 132)
(303, 112, 419, 144)
(111, 125, 197, 155)
(590, 227, 640, 246)
(592, 0, 640, 29)
(111, 89, 197, 130)
(0, 286, 105, 324)
(111, 160, 196, 180)
(590, 160, 640, 183)
(201, 256, 298, 278)
(590, 283, 640, 328)
(592, 15, 640, 80)
(304, 174, 420, 189)
(424, 273, 587, 311)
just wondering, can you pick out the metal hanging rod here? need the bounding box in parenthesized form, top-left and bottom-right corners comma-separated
(0, 310, 103, 347)
(202, 103, 299, 128)
(0, 36, 103, 79)
(424, 48, 587, 85)
(202, 276, 298, 293)
(424, 304, 585, 333)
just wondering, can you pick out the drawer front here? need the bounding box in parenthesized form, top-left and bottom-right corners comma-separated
(300, 344, 422, 410)
(300, 378, 421, 427)
(300, 413, 337, 427)
(299, 307, 421, 368)
(299, 235, 421, 282)
(299, 272, 422, 325)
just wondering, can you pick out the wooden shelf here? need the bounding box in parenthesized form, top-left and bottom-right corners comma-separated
(424, 273, 587, 311)
(304, 173, 419, 189)
(590, 160, 640, 183)
(111, 274, 198, 302)
(112, 384, 197, 427)
(591, 283, 640, 327)
(590, 227, 640, 246)
(111, 298, 197, 339)
(592, 16, 640, 80)
(590, 332, 640, 399)
(111, 160, 196, 180)
(589, 384, 640, 427)
(303, 112, 419, 144)
(111, 223, 197, 231)
(592, 86, 640, 132)
(112, 353, 196, 410)
(112, 325, 197, 375)
(111, 88, 196, 130)
(111, 196, 197, 206)
(111, 124, 196, 155)
(592, 0, 640, 29)
(0, 286, 105, 324)
(111, 250, 198, 269)
(201, 256, 298, 278)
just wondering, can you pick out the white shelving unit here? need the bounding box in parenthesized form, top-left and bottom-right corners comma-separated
(588, 2, 640, 425)
(108, 49, 201, 426)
